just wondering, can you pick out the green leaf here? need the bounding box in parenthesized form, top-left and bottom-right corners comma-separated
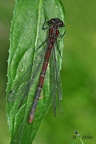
(6, 0, 65, 143)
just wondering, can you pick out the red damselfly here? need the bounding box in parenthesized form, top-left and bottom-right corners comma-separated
(7, 18, 65, 123)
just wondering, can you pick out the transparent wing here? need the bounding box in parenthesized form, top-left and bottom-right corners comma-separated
(7, 44, 47, 103)
(50, 45, 63, 116)
(53, 47, 63, 113)
(50, 47, 57, 116)
(18, 52, 46, 108)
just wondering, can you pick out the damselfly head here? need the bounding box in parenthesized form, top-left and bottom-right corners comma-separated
(48, 18, 65, 27)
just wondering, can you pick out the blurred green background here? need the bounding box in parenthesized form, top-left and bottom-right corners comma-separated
(0, 0, 96, 144)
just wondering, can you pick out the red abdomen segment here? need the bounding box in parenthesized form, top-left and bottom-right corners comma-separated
(29, 46, 52, 123)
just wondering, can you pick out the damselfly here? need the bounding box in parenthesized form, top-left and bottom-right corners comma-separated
(7, 18, 65, 123)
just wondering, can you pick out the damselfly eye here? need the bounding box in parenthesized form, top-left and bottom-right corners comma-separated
(50, 19, 55, 24)
(47, 19, 55, 25)
(59, 21, 64, 27)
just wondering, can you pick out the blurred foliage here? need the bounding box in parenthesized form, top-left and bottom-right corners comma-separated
(0, 0, 96, 144)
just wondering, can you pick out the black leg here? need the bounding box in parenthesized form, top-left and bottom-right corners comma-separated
(35, 39, 47, 52)
(56, 40, 63, 59)
(59, 30, 66, 38)
(42, 17, 49, 30)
